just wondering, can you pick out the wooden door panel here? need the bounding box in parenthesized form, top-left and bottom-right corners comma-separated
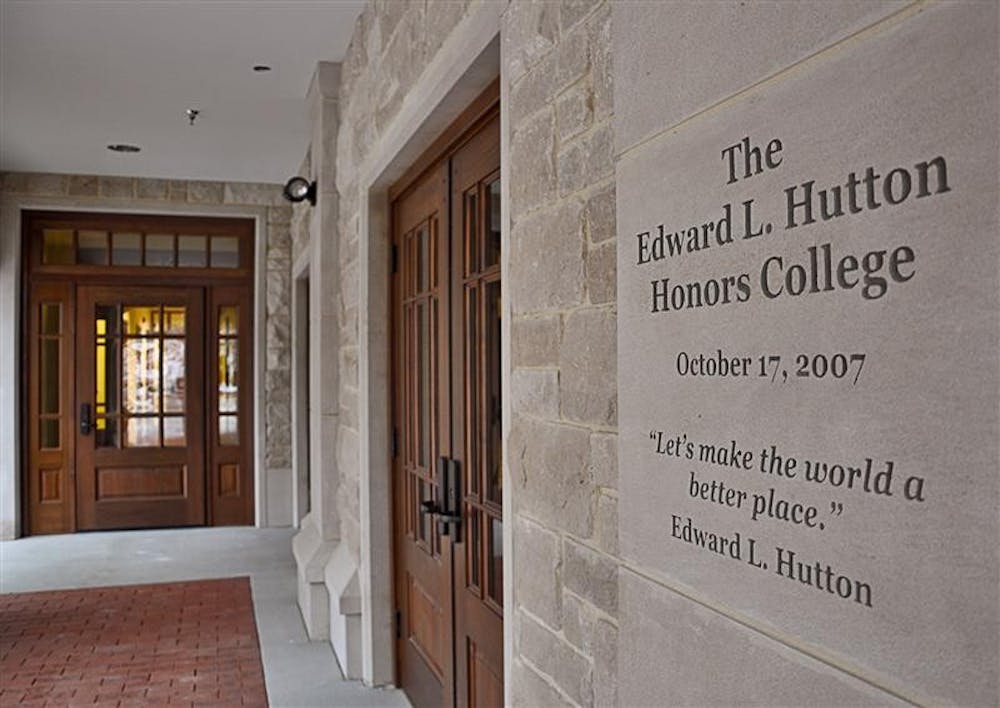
(76, 286, 205, 530)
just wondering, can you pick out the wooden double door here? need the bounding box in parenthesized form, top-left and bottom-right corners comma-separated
(392, 106, 503, 708)
(24, 212, 254, 534)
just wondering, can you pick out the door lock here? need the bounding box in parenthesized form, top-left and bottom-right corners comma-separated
(79, 403, 92, 436)
(417, 457, 462, 539)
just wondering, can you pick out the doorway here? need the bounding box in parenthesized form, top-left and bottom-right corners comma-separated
(23, 211, 255, 534)
(391, 87, 502, 708)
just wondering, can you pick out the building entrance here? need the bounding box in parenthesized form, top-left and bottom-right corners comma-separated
(23, 211, 254, 534)
(391, 87, 502, 708)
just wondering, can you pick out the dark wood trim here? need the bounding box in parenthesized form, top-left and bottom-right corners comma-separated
(389, 78, 501, 203)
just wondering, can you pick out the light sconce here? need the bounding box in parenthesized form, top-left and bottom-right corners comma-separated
(282, 177, 317, 206)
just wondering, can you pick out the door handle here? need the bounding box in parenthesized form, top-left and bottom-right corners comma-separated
(79, 403, 92, 436)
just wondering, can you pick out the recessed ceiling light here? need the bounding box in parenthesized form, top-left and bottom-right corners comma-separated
(253, 64, 272, 72)
(107, 144, 141, 153)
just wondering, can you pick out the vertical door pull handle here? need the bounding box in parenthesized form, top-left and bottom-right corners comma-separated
(79, 403, 92, 435)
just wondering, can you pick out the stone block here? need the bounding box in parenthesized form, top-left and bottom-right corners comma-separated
(619, 570, 903, 706)
(559, 308, 617, 426)
(136, 178, 168, 200)
(98, 176, 134, 198)
(556, 83, 592, 144)
(266, 318, 290, 350)
(558, 122, 613, 197)
(225, 181, 283, 206)
(510, 52, 557, 127)
(510, 659, 574, 708)
(585, 240, 615, 305)
(503, 0, 559, 85)
(554, 22, 590, 92)
(613, 0, 905, 152)
(509, 416, 593, 537)
(593, 490, 618, 556)
(588, 4, 612, 120)
(510, 108, 556, 218)
(592, 617, 617, 708)
(584, 181, 616, 244)
(588, 432, 617, 488)
(268, 205, 293, 226)
(510, 200, 584, 314)
(518, 612, 592, 707)
(266, 347, 290, 370)
(424, 0, 468, 57)
(514, 515, 563, 628)
(1, 172, 28, 193)
(25, 173, 68, 196)
(560, 590, 597, 654)
(511, 368, 559, 419)
(511, 315, 562, 368)
(560, 0, 601, 34)
(167, 181, 188, 202)
(68, 175, 98, 197)
(187, 180, 224, 204)
(563, 538, 618, 616)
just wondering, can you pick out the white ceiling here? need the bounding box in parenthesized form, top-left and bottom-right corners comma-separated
(0, 0, 365, 183)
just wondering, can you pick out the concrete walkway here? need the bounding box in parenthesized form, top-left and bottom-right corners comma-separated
(0, 527, 410, 708)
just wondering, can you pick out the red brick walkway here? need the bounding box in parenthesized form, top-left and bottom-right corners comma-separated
(0, 577, 267, 707)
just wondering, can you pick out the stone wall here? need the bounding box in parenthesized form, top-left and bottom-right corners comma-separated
(502, 3, 618, 705)
(0, 172, 294, 528)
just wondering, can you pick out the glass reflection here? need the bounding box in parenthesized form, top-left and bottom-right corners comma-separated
(123, 338, 160, 414)
(485, 179, 501, 268)
(164, 339, 185, 413)
(123, 306, 160, 335)
(218, 339, 238, 412)
(126, 417, 160, 447)
(488, 517, 503, 605)
(162, 306, 185, 335)
(219, 306, 238, 336)
(219, 414, 238, 446)
(163, 417, 185, 447)
(485, 281, 502, 503)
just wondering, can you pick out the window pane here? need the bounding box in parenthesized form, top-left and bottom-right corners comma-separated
(111, 232, 141, 266)
(488, 516, 503, 605)
(210, 236, 239, 268)
(40, 303, 60, 335)
(39, 419, 59, 449)
(416, 224, 429, 292)
(95, 417, 119, 448)
(96, 304, 120, 336)
(123, 338, 160, 414)
(485, 281, 502, 503)
(40, 338, 59, 415)
(178, 235, 207, 267)
(163, 306, 185, 335)
(465, 191, 478, 275)
(163, 417, 185, 447)
(485, 178, 501, 268)
(42, 229, 74, 265)
(219, 339, 238, 412)
(96, 330, 119, 416)
(468, 508, 480, 589)
(125, 417, 160, 447)
(123, 306, 160, 335)
(219, 306, 238, 336)
(164, 339, 185, 413)
(145, 234, 175, 267)
(466, 287, 479, 497)
(219, 414, 239, 446)
(77, 231, 108, 265)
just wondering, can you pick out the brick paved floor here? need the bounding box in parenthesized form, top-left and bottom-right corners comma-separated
(0, 577, 267, 707)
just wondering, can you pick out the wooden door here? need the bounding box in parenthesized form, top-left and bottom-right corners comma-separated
(75, 285, 206, 529)
(392, 104, 501, 708)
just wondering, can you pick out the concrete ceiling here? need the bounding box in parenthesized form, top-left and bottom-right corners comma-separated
(0, 0, 364, 184)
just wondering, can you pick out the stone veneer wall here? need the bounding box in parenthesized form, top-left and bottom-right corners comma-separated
(328, 1, 619, 703)
(0, 172, 294, 527)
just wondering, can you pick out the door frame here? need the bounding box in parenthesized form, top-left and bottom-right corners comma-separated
(352, 3, 509, 692)
(17, 208, 260, 535)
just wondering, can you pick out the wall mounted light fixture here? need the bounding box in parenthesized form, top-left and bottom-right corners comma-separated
(282, 177, 317, 206)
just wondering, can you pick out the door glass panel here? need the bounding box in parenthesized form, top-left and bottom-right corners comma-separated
(111, 232, 142, 266)
(40, 419, 60, 449)
(485, 178, 501, 268)
(210, 236, 239, 268)
(218, 339, 238, 412)
(485, 281, 502, 503)
(178, 235, 207, 267)
(163, 339, 186, 413)
(96, 304, 120, 335)
(77, 231, 108, 265)
(163, 306, 185, 335)
(145, 234, 175, 267)
(39, 338, 59, 415)
(488, 516, 503, 605)
(219, 306, 238, 336)
(123, 338, 160, 414)
(468, 508, 481, 589)
(123, 305, 160, 335)
(95, 416, 119, 448)
(42, 229, 74, 265)
(417, 479, 432, 544)
(41, 303, 61, 335)
(417, 301, 429, 468)
(126, 417, 160, 447)
(466, 287, 479, 497)
(416, 225, 429, 293)
(219, 414, 238, 446)
(163, 417, 185, 447)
